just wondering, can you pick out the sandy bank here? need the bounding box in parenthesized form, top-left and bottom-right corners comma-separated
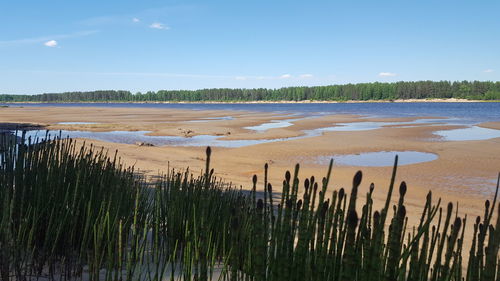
(0, 105, 499, 235)
(2, 98, 497, 105)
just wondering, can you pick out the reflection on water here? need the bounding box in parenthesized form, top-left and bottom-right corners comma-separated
(433, 126, 500, 141)
(315, 151, 438, 167)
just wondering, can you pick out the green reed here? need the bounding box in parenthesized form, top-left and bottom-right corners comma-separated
(0, 132, 145, 281)
(1, 132, 499, 281)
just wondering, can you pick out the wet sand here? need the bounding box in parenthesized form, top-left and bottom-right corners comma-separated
(1, 106, 499, 233)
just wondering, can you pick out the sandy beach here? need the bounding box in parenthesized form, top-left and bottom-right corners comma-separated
(1, 105, 499, 232)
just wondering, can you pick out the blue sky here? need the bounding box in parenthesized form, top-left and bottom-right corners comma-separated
(0, 0, 499, 94)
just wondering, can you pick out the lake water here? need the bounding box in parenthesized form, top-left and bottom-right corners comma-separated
(4, 102, 500, 123)
(5, 102, 500, 146)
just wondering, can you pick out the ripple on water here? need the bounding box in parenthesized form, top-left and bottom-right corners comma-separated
(315, 151, 438, 167)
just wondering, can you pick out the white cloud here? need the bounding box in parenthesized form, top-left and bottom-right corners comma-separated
(378, 72, 397, 77)
(235, 76, 247, 80)
(150, 22, 170, 30)
(280, 74, 291, 79)
(484, 69, 494, 73)
(299, 74, 313, 78)
(0, 30, 98, 47)
(44, 40, 58, 47)
(132, 18, 140, 23)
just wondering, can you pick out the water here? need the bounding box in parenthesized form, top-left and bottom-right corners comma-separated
(17, 121, 500, 149)
(4, 102, 500, 122)
(321, 121, 402, 132)
(5, 102, 500, 145)
(244, 118, 304, 131)
(243, 117, 462, 134)
(304, 118, 459, 134)
(316, 151, 438, 167)
(433, 126, 500, 141)
(18, 130, 303, 148)
(245, 121, 294, 131)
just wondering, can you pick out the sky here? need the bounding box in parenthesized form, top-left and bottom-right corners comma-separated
(0, 0, 499, 94)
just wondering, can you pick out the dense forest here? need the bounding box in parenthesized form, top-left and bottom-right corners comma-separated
(1, 81, 500, 102)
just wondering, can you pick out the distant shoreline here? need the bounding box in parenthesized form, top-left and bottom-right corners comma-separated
(1, 98, 499, 105)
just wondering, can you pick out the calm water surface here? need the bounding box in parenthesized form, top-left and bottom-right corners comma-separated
(434, 126, 500, 141)
(4, 102, 500, 123)
(315, 151, 438, 167)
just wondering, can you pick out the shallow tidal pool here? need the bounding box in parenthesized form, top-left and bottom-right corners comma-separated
(315, 151, 438, 167)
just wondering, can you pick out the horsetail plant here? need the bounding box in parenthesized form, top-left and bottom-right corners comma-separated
(0, 131, 499, 281)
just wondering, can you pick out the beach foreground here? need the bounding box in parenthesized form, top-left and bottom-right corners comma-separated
(1, 105, 499, 225)
(3, 134, 497, 281)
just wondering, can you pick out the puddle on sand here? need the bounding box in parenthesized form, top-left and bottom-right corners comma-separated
(16, 118, 500, 149)
(320, 121, 396, 132)
(311, 118, 500, 142)
(245, 120, 295, 131)
(315, 151, 438, 167)
(320, 118, 452, 132)
(433, 126, 500, 141)
(244, 116, 315, 132)
(18, 130, 298, 148)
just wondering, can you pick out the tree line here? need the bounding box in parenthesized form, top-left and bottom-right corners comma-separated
(1, 81, 500, 102)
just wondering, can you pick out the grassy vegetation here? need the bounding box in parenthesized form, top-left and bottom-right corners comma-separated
(1, 132, 499, 280)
